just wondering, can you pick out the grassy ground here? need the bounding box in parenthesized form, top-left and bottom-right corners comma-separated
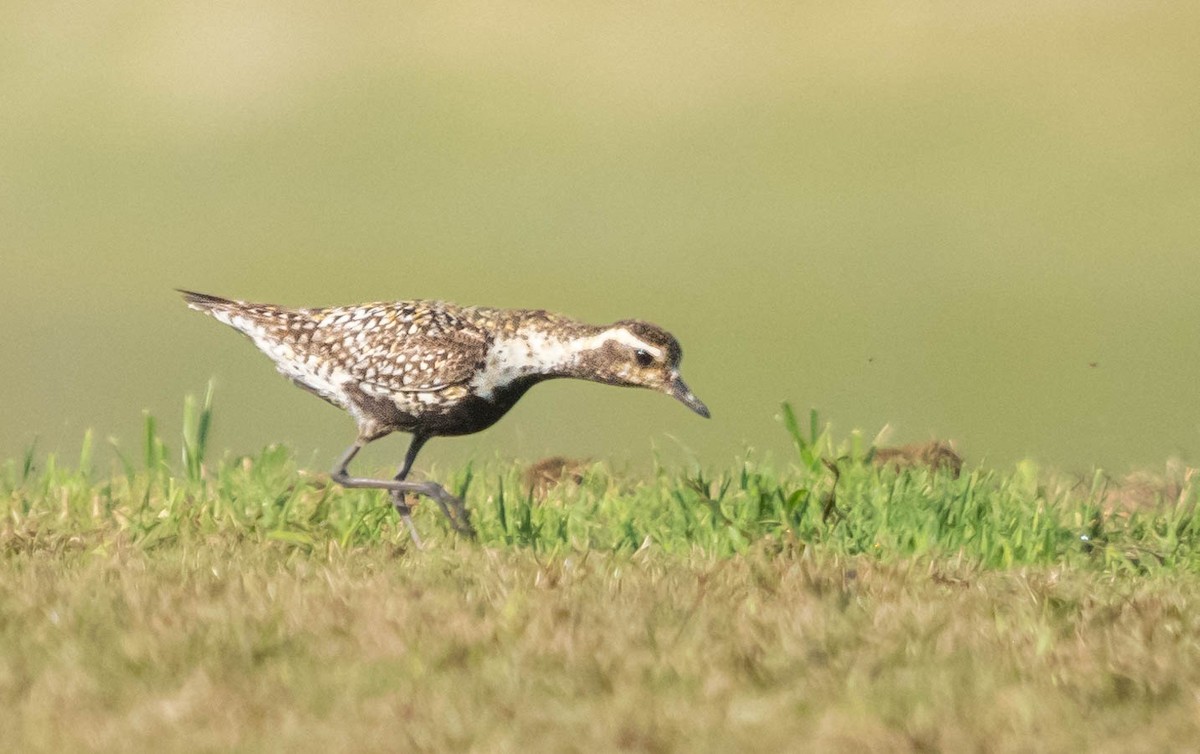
(3, 395, 1200, 752)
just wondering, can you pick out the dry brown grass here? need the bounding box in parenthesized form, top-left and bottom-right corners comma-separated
(3, 539, 1200, 753)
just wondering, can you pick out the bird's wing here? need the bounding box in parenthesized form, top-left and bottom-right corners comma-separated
(308, 302, 491, 394)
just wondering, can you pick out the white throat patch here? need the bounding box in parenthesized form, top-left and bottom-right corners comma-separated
(470, 329, 572, 399)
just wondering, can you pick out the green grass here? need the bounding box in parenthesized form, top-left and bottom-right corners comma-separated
(3, 391, 1200, 751)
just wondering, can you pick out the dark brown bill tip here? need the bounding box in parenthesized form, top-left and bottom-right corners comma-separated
(670, 376, 710, 419)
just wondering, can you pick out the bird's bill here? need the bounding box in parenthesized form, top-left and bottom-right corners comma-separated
(668, 375, 710, 418)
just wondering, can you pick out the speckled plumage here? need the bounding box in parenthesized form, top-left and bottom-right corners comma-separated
(180, 290, 709, 543)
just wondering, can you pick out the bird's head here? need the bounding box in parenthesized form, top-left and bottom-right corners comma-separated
(574, 320, 710, 418)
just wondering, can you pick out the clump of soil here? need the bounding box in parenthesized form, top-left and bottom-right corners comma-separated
(871, 441, 964, 478)
(1094, 459, 1196, 513)
(523, 456, 589, 501)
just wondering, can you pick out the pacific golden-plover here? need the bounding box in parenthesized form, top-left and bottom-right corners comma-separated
(179, 291, 709, 544)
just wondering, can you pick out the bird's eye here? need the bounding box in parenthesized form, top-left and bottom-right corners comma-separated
(634, 349, 654, 367)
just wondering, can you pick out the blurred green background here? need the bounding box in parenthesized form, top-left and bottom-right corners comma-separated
(3, 2, 1198, 473)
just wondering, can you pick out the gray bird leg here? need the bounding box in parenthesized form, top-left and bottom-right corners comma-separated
(390, 435, 429, 546)
(330, 438, 475, 541)
(392, 434, 473, 536)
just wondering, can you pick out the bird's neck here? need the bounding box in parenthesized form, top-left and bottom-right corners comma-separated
(472, 320, 612, 399)
(499, 324, 608, 378)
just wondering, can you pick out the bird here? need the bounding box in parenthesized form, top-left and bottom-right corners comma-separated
(178, 290, 710, 544)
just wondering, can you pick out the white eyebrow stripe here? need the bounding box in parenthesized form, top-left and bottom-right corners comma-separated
(580, 328, 665, 359)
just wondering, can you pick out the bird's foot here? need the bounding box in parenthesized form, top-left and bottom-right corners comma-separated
(389, 483, 475, 540)
(416, 482, 476, 538)
(330, 467, 474, 541)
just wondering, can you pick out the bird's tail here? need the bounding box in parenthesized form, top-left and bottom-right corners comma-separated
(178, 289, 240, 314)
(177, 289, 291, 342)
(178, 290, 337, 406)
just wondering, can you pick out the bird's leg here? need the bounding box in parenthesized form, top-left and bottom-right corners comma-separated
(331, 440, 418, 540)
(393, 433, 427, 482)
(389, 435, 428, 546)
(330, 438, 475, 541)
(392, 434, 474, 538)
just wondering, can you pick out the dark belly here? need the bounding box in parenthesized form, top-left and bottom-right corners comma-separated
(422, 393, 527, 436)
(342, 379, 536, 438)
